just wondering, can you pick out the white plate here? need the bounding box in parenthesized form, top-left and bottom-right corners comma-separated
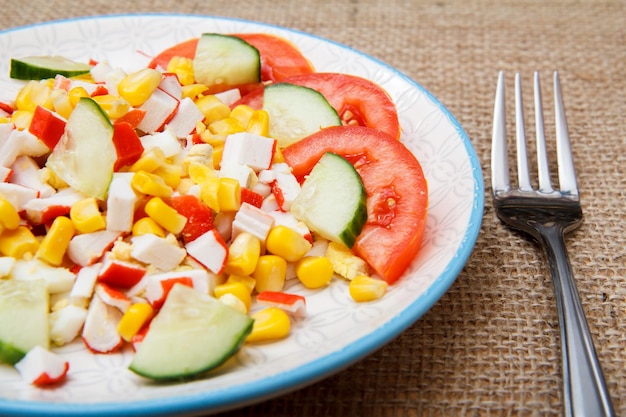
(0, 14, 484, 417)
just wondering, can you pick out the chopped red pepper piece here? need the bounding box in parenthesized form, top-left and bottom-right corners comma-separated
(28, 105, 66, 149)
(112, 121, 144, 171)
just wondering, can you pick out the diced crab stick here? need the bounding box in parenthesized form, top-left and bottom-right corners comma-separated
(0, 183, 39, 212)
(14, 346, 69, 386)
(97, 253, 147, 289)
(106, 173, 139, 233)
(95, 283, 132, 313)
(28, 105, 66, 149)
(256, 291, 307, 317)
(0, 166, 11, 182)
(241, 187, 264, 208)
(143, 268, 213, 308)
(67, 230, 121, 267)
(231, 202, 275, 242)
(9, 155, 56, 198)
(140, 129, 183, 160)
(53, 74, 73, 92)
(0, 129, 49, 168)
(167, 194, 213, 244)
(136, 88, 179, 134)
(23, 187, 84, 224)
(166, 97, 204, 138)
(0, 123, 13, 145)
(69, 262, 101, 306)
(221, 132, 276, 171)
(130, 233, 186, 271)
(112, 122, 144, 171)
(266, 210, 312, 242)
(184, 228, 228, 275)
(82, 293, 123, 353)
(268, 163, 301, 212)
(49, 304, 88, 346)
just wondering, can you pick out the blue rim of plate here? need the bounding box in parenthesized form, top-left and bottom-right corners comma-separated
(0, 13, 485, 417)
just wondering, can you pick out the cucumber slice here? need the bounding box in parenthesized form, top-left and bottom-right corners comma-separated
(10, 56, 92, 80)
(46, 97, 116, 199)
(291, 152, 367, 248)
(263, 83, 341, 148)
(193, 33, 260, 90)
(0, 279, 49, 365)
(129, 284, 253, 380)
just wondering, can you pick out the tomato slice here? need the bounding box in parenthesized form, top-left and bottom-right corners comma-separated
(148, 33, 314, 82)
(282, 126, 427, 283)
(234, 72, 400, 140)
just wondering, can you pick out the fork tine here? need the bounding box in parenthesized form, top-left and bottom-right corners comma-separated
(534, 72, 554, 194)
(554, 71, 579, 196)
(515, 73, 532, 191)
(491, 71, 510, 194)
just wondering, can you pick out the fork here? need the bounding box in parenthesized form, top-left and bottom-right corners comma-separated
(491, 71, 615, 416)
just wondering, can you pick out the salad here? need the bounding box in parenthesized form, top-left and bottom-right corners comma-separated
(0, 32, 428, 384)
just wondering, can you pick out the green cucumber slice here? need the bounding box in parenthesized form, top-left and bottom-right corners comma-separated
(129, 284, 253, 380)
(10, 56, 92, 80)
(0, 279, 49, 365)
(263, 83, 341, 148)
(193, 33, 261, 90)
(46, 97, 116, 199)
(291, 152, 367, 248)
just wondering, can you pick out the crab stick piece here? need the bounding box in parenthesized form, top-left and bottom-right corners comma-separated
(0, 129, 49, 168)
(97, 253, 147, 289)
(143, 268, 213, 309)
(49, 304, 87, 346)
(0, 183, 39, 212)
(14, 346, 69, 386)
(66, 230, 121, 266)
(69, 263, 101, 306)
(166, 97, 204, 138)
(9, 155, 56, 198)
(112, 121, 144, 171)
(82, 294, 123, 353)
(130, 233, 186, 271)
(256, 291, 307, 317)
(23, 187, 84, 225)
(231, 202, 275, 243)
(27, 105, 66, 149)
(95, 283, 132, 313)
(136, 88, 179, 134)
(184, 228, 228, 275)
(221, 132, 276, 171)
(106, 173, 139, 233)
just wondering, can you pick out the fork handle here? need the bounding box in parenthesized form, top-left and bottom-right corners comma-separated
(539, 226, 615, 417)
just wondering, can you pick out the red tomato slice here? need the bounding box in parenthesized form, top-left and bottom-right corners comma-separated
(282, 125, 427, 284)
(234, 72, 400, 140)
(148, 33, 314, 82)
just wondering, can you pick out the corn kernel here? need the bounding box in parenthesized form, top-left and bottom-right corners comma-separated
(117, 302, 154, 342)
(295, 256, 334, 289)
(273, 146, 285, 164)
(70, 198, 106, 234)
(131, 171, 173, 198)
(198, 130, 226, 148)
(36, 216, 75, 266)
(195, 95, 230, 124)
(325, 241, 369, 280)
(246, 109, 270, 137)
(92, 94, 130, 119)
(0, 197, 21, 232)
(0, 226, 39, 259)
(225, 274, 257, 293)
(217, 293, 247, 314)
(53, 92, 74, 119)
(253, 255, 287, 293)
(246, 307, 290, 343)
(118, 68, 162, 107)
(181, 84, 209, 100)
(40, 167, 69, 189)
(11, 110, 33, 130)
(214, 281, 252, 313)
(68, 86, 90, 106)
(16, 81, 50, 111)
(230, 104, 255, 126)
(224, 232, 261, 276)
(129, 147, 167, 173)
(132, 216, 166, 238)
(166, 56, 195, 86)
(266, 225, 312, 262)
(212, 146, 224, 169)
(144, 197, 187, 234)
(218, 177, 241, 212)
(349, 275, 388, 302)
(153, 164, 182, 189)
(208, 117, 244, 135)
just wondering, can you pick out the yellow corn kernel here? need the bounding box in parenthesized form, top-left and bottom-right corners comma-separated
(230, 104, 255, 127)
(295, 256, 334, 289)
(0, 197, 21, 232)
(273, 146, 285, 164)
(117, 68, 162, 107)
(188, 161, 215, 184)
(325, 241, 369, 280)
(129, 147, 167, 173)
(15, 80, 51, 111)
(68, 86, 90, 106)
(153, 164, 182, 189)
(131, 171, 173, 198)
(144, 197, 187, 234)
(36, 216, 75, 266)
(224, 232, 261, 276)
(214, 281, 252, 313)
(225, 274, 257, 293)
(181, 84, 209, 100)
(266, 225, 312, 263)
(69, 198, 106, 234)
(167, 56, 195, 86)
(218, 177, 241, 212)
(53, 92, 74, 119)
(208, 117, 245, 135)
(117, 302, 154, 342)
(246, 307, 290, 343)
(92, 94, 130, 119)
(252, 255, 287, 293)
(11, 110, 33, 130)
(0, 226, 40, 259)
(40, 167, 69, 189)
(198, 130, 226, 148)
(212, 146, 224, 169)
(188, 162, 220, 212)
(217, 293, 248, 314)
(132, 216, 166, 238)
(195, 95, 231, 124)
(246, 109, 270, 137)
(349, 275, 388, 302)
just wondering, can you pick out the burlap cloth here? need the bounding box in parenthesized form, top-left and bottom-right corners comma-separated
(2, 0, 625, 415)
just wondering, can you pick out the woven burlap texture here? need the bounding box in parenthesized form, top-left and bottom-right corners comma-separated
(2, 0, 625, 416)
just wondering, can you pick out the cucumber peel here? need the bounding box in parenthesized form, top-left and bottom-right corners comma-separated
(10, 56, 92, 80)
(291, 152, 367, 248)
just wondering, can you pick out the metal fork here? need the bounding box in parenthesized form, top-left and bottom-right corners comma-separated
(491, 71, 615, 416)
